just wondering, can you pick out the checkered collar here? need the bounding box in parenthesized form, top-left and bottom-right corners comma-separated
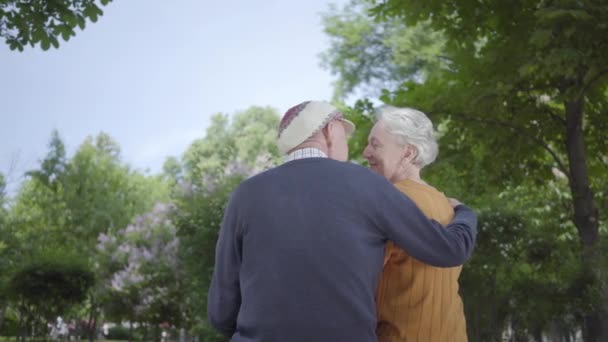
(284, 147, 328, 163)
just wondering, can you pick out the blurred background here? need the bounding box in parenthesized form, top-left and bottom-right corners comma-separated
(0, 0, 606, 341)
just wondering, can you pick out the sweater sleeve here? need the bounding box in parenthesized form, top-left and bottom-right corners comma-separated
(207, 189, 243, 337)
(371, 181, 477, 267)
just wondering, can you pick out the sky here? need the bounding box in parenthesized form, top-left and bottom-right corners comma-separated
(0, 0, 348, 196)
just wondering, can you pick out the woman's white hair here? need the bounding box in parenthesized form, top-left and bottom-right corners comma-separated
(375, 105, 438, 168)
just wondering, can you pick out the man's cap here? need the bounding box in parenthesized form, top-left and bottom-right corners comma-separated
(277, 101, 355, 155)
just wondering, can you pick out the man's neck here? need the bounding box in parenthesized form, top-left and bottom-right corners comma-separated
(284, 147, 328, 162)
(297, 141, 328, 153)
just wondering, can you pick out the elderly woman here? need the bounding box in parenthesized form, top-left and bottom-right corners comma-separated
(363, 106, 468, 342)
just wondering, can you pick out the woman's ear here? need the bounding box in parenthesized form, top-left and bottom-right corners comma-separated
(401, 144, 417, 163)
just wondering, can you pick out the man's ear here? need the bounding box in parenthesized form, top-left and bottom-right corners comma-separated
(323, 123, 334, 147)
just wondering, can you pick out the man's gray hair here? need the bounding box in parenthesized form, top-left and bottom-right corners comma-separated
(375, 105, 438, 168)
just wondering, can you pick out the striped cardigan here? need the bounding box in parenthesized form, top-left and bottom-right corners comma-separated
(375, 179, 468, 342)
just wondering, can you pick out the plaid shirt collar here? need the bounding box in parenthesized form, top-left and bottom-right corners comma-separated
(284, 147, 328, 163)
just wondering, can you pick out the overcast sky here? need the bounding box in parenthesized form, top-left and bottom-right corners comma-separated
(0, 0, 348, 196)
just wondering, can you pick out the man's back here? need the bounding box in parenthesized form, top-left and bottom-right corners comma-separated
(230, 158, 388, 341)
(208, 157, 477, 342)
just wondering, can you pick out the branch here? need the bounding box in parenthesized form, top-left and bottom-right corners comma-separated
(447, 112, 570, 177)
(597, 154, 608, 170)
(523, 98, 566, 126)
(540, 106, 566, 126)
(518, 87, 566, 126)
(437, 55, 455, 63)
(580, 68, 608, 99)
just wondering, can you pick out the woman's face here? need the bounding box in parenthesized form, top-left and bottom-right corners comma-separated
(362, 121, 407, 183)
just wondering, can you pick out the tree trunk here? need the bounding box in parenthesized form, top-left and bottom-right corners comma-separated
(564, 98, 604, 342)
(86, 303, 97, 342)
(18, 302, 27, 342)
(0, 301, 6, 333)
(129, 321, 133, 342)
(142, 323, 149, 342)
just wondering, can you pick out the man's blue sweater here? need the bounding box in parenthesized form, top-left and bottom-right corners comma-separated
(208, 158, 477, 342)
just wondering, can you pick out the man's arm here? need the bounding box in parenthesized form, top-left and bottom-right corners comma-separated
(207, 190, 243, 337)
(371, 181, 477, 267)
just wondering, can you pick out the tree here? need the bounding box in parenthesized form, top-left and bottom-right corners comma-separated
(162, 156, 183, 185)
(12, 130, 71, 251)
(369, 1, 607, 340)
(321, 1, 445, 99)
(99, 203, 184, 341)
(322, 0, 608, 340)
(63, 133, 169, 341)
(172, 174, 245, 342)
(10, 131, 170, 341)
(8, 249, 94, 342)
(14, 131, 169, 253)
(182, 106, 281, 187)
(0, 172, 16, 333)
(459, 183, 587, 341)
(0, 0, 113, 51)
(0, 172, 6, 205)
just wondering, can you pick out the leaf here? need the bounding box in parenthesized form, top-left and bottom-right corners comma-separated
(50, 36, 59, 49)
(529, 29, 552, 48)
(8, 40, 21, 51)
(77, 15, 86, 30)
(40, 39, 50, 51)
(518, 62, 537, 77)
(31, 28, 44, 43)
(61, 26, 72, 41)
(83, 4, 103, 23)
(536, 8, 592, 23)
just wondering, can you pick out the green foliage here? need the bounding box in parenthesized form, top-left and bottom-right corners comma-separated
(0, 171, 8, 263)
(340, 99, 375, 163)
(0, 308, 19, 336)
(182, 106, 281, 185)
(327, 0, 607, 190)
(0, 172, 17, 330)
(162, 156, 183, 184)
(2, 104, 277, 339)
(8, 248, 94, 338)
(369, 0, 608, 100)
(323, 0, 608, 339)
(0, 0, 113, 51)
(4, 130, 170, 340)
(13, 131, 169, 254)
(321, 0, 446, 99)
(172, 175, 242, 341)
(0, 173, 6, 206)
(0, 222, 18, 302)
(460, 184, 586, 340)
(102, 291, 134, 324)
(106, 325, 131, 340)
(10, 252, 94, 307)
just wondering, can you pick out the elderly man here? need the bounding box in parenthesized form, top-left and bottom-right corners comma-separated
(207, 101, 477, 342)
